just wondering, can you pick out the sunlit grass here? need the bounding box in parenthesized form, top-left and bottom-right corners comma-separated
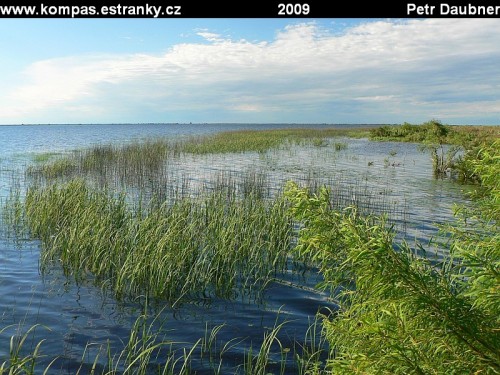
(370, 121, 500, 146)
(179, 128, 369, 155)
(23, 179, 293, 304)
(0, 324, 54, 375)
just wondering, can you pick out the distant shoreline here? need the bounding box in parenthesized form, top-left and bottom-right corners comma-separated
(0, 122, 385, 127)
(1, 123, 498, 127)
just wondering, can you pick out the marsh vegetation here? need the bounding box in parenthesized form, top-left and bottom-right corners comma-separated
(1, 123, 498, 374)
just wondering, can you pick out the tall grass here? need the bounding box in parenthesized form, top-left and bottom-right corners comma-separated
(0, 324, 54, 375)
(370, 120, 500, 176)
(23, 179, 293, 304)
(370, 121, 500, 145)
(179, 128, 368, 155)
(7, 124, 489, 373)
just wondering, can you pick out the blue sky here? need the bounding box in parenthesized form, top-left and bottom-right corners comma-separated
(1, 18, 499, 125)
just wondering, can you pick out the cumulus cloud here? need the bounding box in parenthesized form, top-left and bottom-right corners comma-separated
(1, 19, 500, 124)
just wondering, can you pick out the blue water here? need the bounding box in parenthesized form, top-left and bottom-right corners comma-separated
(0, 123, 468, 373)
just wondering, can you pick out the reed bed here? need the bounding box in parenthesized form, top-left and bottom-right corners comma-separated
(24, 179, 293, 303)
(26, 127, 369, 183)
(178, 128, 368, 155)
(370, 121, 500, 177)
(24, 128, 401, 225)
(370, 121, 500, 145)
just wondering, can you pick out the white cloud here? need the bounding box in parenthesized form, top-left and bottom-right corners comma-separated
(1, 19, 500, 124)
(196, 31, 224, 43)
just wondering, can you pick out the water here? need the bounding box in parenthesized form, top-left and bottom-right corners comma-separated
(0, 124, 469, 373)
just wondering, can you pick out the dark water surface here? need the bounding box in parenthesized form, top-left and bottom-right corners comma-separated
(0, 123, 469, 373)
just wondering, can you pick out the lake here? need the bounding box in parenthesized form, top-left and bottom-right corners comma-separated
(0, 123, 469, 374)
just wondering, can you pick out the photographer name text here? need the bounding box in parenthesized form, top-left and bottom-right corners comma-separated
(407, 3, 500, 15)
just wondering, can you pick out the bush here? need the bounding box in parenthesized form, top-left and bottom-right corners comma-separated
(284, 177, 500, 374)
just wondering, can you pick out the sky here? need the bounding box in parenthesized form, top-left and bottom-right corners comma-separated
(0, 18, 499, 125)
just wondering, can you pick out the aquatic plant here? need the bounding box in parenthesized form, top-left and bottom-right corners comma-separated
(0, 324, 54, 375)
(370, 120, 499, 176)
(370, 120, 500, 145)
(332, 142, 347, 151)
(6, 124, 495, 374)
(0, 310, 331, 374)
(32, 152, 61, 164)
(180, 128, 367, 155)
(26, 127, 369, 183)
(241, 318, 288, 375)
(22, 179, 293, 304)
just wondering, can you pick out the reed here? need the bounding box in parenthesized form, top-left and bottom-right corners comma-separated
(293, 313, 331, 375)
(179, 128, 368, 155)
(26, 127, 369, 185)
(332, 142, 347, 151)
(32, 152, 61, 164)
(370, 121, 500, 145)
(241, 317, 289, 375)
(23, 179, 293, 304)
(0, 324, 55, 375)
(0, 310, 331, 374)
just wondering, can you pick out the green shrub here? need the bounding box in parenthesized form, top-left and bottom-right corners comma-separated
(284, 179, 499, 374)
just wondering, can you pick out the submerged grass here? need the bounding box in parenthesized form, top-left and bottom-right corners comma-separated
(1, 309, 330, 374)
(24, 179, 293, 304)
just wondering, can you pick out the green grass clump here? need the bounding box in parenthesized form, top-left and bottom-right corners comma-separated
(370, 120, 448, 142)
(179, 131, 286, 154)
(179, 128, 368, 155)
(333, 142, 348, 151)
(1, 309, 329, 374)
(370, 120, 499, 146)
(0, 324, 54, 375)
(27, 158, 77, 179)
(23, 179, 293, 303)
(28, 141, 171, 187)
(32, 152, 61, 163)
